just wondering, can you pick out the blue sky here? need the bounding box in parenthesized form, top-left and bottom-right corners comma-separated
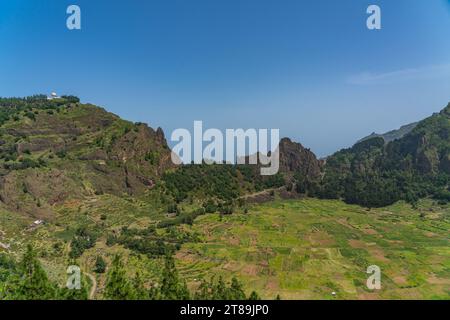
(1, 0, 449, 156)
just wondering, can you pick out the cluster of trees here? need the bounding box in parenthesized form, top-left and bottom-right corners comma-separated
(106, 226, 197, 258)
(104, 254, 260, 300)
(94, 256, 107, 274)
(69, 227, 98, 258)
(163, 164, 241, 202)
(3, 158, 45, 170)
(0, 245, 88, 300)
(158, 199, 242, 229)
(163, 163, 286, 204)
(194, 276, 260, 300)
(236, 165, 285, 191)
(157, 210, 204, 228)
(1, 245, 261, 300)
(0, 95, 79, 125)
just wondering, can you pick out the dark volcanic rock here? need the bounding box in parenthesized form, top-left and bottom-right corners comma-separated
(278, 138, 322, 179)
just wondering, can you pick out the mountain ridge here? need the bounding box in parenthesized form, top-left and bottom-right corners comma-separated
(1, 95, 449, 214)
(317, 102, 450, 207)
(358, 122, 418, 144)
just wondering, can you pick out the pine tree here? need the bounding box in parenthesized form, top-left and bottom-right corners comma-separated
(248, 291, 261, 300)
(213, 277, 227, 299)
(13, 245, 56, 300)
(104, 255, 134, 300)
(160, 255, 190, 300)
(94, 256, 107, 274)
(229, 277, 246, 300)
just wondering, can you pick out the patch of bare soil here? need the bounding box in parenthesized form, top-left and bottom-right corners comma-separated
(309, 231, 336, 246)
(348, 239, 366, 248)
(265, 279, 279, 291)
(368, 247, 390, 263)
(427, 274, 450, 285)
(337, 218, 355, 230)
(244, 191, 274, 204)
(175, 250, 199, 264)
(241, 264, 260, 276)
(228, 237, 240, 246)
(393, 275, 408, 286)
(362, 228, 378, 235)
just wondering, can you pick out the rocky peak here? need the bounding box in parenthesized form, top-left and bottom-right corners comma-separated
(278, 137, 322, 179)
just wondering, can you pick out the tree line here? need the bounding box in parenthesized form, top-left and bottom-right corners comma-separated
(0, 245, 263, 300)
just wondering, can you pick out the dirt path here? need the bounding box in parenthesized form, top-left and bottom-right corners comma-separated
(85, 272, 97, 299)
(64, 240, 97, 299)
(241, 189, 272, 199)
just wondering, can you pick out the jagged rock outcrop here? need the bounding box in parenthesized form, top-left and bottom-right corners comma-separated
(278, 137, 322, 179)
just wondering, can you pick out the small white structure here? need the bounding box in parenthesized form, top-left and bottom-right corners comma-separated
(33, 220, 44, 226)
(47, 92, 60, 100)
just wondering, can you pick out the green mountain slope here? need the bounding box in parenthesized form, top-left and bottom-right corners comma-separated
(0, 96, 174, 220)
(358, 122, 418, 144)
(319, 103, 450, 207)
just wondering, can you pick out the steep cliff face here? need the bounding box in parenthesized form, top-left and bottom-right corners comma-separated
(0, 97, 175, 219)
(278, 138, 322, 179)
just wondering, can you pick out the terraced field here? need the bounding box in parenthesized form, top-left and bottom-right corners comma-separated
(2, 194, 449, 300)
(176, 198, 450, 299)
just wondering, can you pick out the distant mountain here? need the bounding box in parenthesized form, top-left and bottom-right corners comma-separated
(358, 122, 418, 144)
(318, 102, 450, 207)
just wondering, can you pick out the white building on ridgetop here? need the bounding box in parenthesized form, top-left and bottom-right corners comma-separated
(47, 92, 60, 100)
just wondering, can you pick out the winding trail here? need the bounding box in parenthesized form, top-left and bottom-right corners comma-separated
(85, 272, 97, 300)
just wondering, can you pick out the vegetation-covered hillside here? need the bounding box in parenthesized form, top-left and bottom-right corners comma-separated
(317, 103, 450, 207)
(358, 122, 418, 144)
(0, 96, 449, 300)
(0, 95, 174, 220)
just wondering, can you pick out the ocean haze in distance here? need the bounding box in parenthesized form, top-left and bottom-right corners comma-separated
(1, 0, 450, 157)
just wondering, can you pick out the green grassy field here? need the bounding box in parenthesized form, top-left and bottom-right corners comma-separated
(1, 193, 449, 300)
(176, 198, 450, 300)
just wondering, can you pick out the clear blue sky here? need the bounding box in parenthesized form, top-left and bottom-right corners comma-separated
(1, 0, 449, 156)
